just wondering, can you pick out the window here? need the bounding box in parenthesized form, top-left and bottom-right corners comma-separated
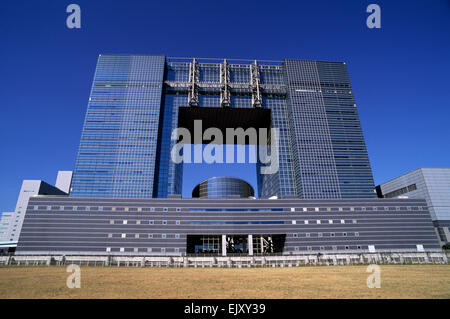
(328, 219, 333, 224)
(340, 219, 345, 224)
(345, 246, 349, 250)
(176, 220, 180, 225)
(149, 220, 154, 225)
(99, 206, 103, 211)
(137, 207, 142, 212)
(106, 247, 111, 252)
(330, 233, 335, 237)
(121, 233, 126, 238)
(176, 208, 181, 212)
(175, 234, 180, 239)
(350, 207, 354, 211)
(318, 233, 323, 237)
(332, 245, 337, 250)
(147, 248, 152, 252)
(162, 220, 167, 225)
(352, 219, 357, 224)
(161, 248, 166, 253)
(123, 220, 127, 225)
(320, 246, 324, 250)
(163, 207, 168, 212)
(306, 233, 310, 237)
(293, 233, 298, 238)
(60, 206, 64, 210)
(316, 220, 321, 224)
(149, 234, 153, 238)
(307, 246, 312, 251)
(136, 220, 141, 225)
(120, 248, 124, 252)
(357, 245, 361, 249)
(291, 207, 295, 212)
(134, 248, 138, 252)
(108, 234, 112, 238)
(110, 220, 114, 224)
(303, 208, 307, 212)
(355, 232, 359, 237)
(292, 220, 296, 225)
(175, 248, 179, 253)
(295, 246, 299, 251)
(162, 234, 166, 239)
(151, 207, 155, 212)
(343, 232, 347, 237)
(315, 207, 319, 212)
(135, 234, 139, 239)
(304, 220, 309, 225)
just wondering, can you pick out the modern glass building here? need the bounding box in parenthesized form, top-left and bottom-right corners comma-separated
(70, 54, 376, 199)
(192, 176, 254, 199)
(376, 168, 450, 246)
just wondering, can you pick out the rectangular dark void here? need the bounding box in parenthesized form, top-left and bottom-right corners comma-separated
(177, 107, 272, 145)
(186, 234, 286, 255)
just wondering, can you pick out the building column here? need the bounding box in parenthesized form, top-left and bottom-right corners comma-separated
(248, 234, 253, 256)
(443, 227, 450, 243)
(222, 235, 226, 256)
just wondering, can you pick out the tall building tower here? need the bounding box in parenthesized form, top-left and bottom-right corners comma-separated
(70, 54, 375, 199)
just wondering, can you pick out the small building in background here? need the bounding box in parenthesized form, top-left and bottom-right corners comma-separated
(1, 171, 72, 252)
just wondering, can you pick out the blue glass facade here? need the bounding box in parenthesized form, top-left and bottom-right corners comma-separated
(70, 55, 165, 198)
(71, 55, 375, 199)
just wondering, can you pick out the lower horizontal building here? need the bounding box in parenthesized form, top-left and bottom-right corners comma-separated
(376, 168, 450, 246)
(16, 196, 441, 255)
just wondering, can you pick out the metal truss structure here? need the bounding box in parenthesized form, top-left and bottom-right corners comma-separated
(165, 58, 286, 108)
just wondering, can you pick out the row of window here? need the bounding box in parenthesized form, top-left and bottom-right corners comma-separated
(293, 219, 356, 225)
(110, 233, 181, 239)
(294, 245, 362, 251)
(383, 184, 417, 198)
(292, 231, 358, 238)
(106, 247, 179, 253)
(111, 220, 180, 225)
(110, 219, 356, 225)
(33, 205, 426, 212)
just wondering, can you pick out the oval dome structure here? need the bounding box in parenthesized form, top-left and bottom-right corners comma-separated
(192, 176, 254, 199)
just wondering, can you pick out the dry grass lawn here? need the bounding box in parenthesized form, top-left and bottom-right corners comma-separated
(0, 265, 449, 299)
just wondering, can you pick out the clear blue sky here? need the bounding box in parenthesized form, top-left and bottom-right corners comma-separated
(0, 0, 449, 212)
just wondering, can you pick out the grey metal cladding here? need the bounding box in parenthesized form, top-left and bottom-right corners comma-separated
(16, 196, 441, 254)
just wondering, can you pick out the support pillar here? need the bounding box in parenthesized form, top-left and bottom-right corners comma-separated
(222, 234, 226, 256)
(248, 234, 253, 256)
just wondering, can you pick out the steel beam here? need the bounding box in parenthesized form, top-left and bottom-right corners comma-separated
(250, 60, 262, 108)
(188, 58, 199, 106)
(220, 59, 230, 107)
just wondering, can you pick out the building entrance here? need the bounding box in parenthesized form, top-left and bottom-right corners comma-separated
(186, 234, 285, 255)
